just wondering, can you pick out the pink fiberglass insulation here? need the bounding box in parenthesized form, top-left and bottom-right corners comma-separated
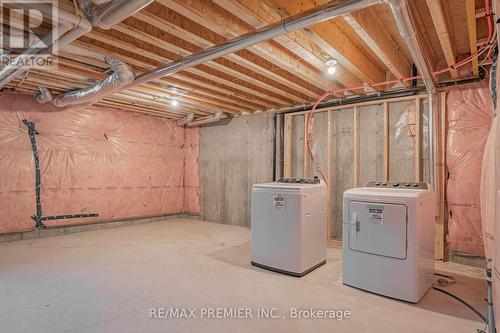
(0, 92, 200, 234)
(446, 83, 494, 255)
(481, 116, 497, 259)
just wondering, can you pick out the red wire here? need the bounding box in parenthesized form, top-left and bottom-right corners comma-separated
(306, 0, 495, 185)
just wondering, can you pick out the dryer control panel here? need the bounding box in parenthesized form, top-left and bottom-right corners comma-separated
(278, 177, 320, 184)
(366, 181, 428, 190)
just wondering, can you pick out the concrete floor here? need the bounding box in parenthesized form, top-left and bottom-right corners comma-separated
(0, 219, 488, 333)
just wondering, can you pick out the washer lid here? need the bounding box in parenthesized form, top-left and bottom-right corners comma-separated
(347, 201, 407, 259)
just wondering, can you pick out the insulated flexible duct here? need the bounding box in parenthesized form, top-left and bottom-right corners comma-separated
(176, 113, 195, 126)
(45, 57, 134, 108)
(34, 87, 53, 104)
(186, 112, 225, 126)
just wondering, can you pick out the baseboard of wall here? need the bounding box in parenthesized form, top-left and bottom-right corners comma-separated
(448, 251, 486, 268)
(0, 213, 202, 243)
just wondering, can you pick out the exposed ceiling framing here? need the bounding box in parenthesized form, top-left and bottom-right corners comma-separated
(0, 0, 493, 119)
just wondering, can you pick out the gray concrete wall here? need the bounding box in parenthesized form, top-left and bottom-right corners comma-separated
(198, 101, 423, 234)
(199, 113, 274, 227)
(332, 109, 355, 239)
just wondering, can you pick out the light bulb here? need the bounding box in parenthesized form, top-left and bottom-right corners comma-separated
(327, 66, 336, 75)
(171, 99, 178, 106)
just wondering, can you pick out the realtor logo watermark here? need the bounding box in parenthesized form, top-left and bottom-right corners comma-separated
(149, 307, 352, 321)
(0, 0, 58, 68)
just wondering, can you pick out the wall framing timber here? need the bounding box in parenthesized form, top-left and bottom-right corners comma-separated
(282, 94, 446, 259)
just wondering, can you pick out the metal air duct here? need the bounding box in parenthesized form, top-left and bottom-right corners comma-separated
(77, 0, 154, 29)
(177, 113, 195, 126)
(388, 0, 437, 187)
(186, 112, 226, 127)
(38, 56, 134, 108)
(71, 0, 380, 105)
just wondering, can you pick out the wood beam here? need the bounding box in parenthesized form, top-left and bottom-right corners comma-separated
(134, 5, 330, 98)
(425, 0, 459, 78)
(343, 8, 412, 80)
(113, 20, 309, 103)
(354, 106, 360, 187)
(303, 116, 310, 178)
(284, 114, 293, 178)
(466, 0, 479, 77)
(407, 1, 439, 72)
(327, 111, 334, 242)
(265, 0, 387, 86)
(73, 38, 279, 109)
(211, 0, 363, 92)
(414, 99, 422, 182)
(156, 0, 337, 93)
(62, 45, 272, 111)
(52, 60, 242, 115)
(383, 102, 390, 181)
(84, 30, 295, 106)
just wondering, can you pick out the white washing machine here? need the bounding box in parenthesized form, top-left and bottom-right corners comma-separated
(342, 181, 435, 303)
(251, 178, 327, 276)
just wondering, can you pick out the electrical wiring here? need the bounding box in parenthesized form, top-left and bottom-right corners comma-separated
(432, 286, 487, 323)
(305, 0, 496, 184)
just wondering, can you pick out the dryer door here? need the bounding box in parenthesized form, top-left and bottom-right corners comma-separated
(348, 201, 407, 259)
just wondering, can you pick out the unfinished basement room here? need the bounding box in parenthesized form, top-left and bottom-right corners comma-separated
(1, 0, 499, 332)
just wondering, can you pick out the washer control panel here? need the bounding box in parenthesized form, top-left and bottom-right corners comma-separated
(366, 181, 428, 190)
(278, 177, 320, 184)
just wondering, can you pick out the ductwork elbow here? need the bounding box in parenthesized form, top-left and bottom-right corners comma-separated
(177, 113, 195, 126)
(34, 87, 53, 104)
(187, 112, 225, 127)
(51, 56, 134, 108)
(77, 0, 154, 30)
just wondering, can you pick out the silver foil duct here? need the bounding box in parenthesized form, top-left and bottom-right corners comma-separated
(37, 57, 134, 108)
(34, 87, 53, 104)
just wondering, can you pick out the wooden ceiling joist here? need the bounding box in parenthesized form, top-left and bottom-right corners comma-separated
(2, 0, 489, 119)
(210, 0, 363, 92)
(83, 31, 295, 106)
(111, 21, 311, 103)
(343, 7, 412, 80)
(155, 0, 337, 93)
(466, 0, 479, 77)
(71, 39, 278, 110)
(54, 58, 248, 115)
(265, 0, 388, 87)
(425, 0, 459, 78)
(133, 6, 329, 97)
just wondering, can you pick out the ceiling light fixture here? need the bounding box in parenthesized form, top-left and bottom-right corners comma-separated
(325, 58, 338, 75)
(171, 99, 178, 106)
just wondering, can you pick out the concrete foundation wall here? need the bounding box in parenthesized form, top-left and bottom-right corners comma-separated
(199, 101, 424, 233)
(199, 113, 274, 227)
